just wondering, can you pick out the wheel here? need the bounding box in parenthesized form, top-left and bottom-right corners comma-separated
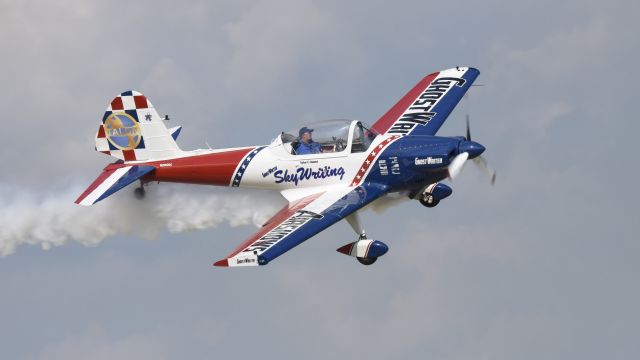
(419, 194, 439, 208)
(357, 257, 377, 265)
(134, 187, 146, 199)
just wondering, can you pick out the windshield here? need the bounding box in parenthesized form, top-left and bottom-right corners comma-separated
(351, 121, 377, 153)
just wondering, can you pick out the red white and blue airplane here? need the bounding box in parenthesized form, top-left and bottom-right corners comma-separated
(76, 66, 494, 267)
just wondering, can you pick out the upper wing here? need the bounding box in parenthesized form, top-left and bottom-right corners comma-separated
(371, 67, 480, 137)
(213, 183, 389, 267)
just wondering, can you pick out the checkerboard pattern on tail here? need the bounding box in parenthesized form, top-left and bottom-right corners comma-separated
(95, 91, 183, 161)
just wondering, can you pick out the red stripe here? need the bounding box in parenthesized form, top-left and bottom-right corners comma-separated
(213, 259, 229, 267)
(364, 241, 372, 257)
(371, 72, 439, 135)
(350, 136, 398, 186)
(146, 147, 254, 186)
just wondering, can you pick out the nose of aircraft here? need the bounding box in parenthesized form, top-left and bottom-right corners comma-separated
(458, 140, 485, 159)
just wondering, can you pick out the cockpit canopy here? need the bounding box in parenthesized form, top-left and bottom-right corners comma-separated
(273, 119, 378, 155)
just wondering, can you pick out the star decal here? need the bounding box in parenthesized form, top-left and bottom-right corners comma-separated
(349, 136, 399, 187)
(231, 146, 266, 187)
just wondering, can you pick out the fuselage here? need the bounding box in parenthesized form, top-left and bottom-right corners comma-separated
(138, 122, 468, 195)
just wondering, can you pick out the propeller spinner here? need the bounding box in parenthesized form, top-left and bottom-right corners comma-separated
(448, 114, 496, 184)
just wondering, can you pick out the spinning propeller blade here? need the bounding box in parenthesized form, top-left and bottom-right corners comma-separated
(448, 152, 469, 180)
(450, 113, 496, 184)
(473, 156, 496, 185)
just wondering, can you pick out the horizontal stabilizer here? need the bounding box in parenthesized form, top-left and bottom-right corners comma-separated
(75, 165, 155, 206)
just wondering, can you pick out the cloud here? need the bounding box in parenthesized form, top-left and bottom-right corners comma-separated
(1, 1, 639, 359)
(34, 326, 171, 360)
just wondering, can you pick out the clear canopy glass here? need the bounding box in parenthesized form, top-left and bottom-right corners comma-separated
(350, 121, 377, 153)
(276, 119, 378, 155)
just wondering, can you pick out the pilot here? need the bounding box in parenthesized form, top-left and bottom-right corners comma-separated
(296, 127, 322, 155)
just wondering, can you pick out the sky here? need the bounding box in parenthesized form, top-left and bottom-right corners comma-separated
(1, 0, 639, 359)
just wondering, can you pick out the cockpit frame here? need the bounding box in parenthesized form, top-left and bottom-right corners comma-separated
(269, 119, 378, 158)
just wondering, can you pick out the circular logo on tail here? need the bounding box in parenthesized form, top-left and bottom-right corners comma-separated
(104, 113, 142, 150)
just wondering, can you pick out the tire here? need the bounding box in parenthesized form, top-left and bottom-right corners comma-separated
(419, 195, 439, 208)
(134, 187, 146, 199)
(357, 257, 377, 265)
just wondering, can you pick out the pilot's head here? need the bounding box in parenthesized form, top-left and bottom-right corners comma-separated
(299, 127, 314, 143)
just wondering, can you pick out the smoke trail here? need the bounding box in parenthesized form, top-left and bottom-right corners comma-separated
(0, 183, 284, 256)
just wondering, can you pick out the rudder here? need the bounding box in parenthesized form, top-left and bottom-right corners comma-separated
(95, 91, 183, 161)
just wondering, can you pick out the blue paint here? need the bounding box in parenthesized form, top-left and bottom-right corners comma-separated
(273, 166, 345, 186)
(366, 240, 389, 258)
(231, 146, 266, 187)
(170, 126, 182, 141)
(259, 183, 389, 264)
(364, 136, 459, 189)
(431, 183, 453, 201)
(409, 68, 480, 137)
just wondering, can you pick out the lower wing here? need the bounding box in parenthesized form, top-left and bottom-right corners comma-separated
(213, 183, 389, 267)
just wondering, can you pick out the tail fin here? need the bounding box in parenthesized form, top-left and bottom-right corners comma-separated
(94, 91, 183, 161)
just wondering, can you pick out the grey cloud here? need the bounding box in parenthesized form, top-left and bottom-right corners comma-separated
(34, 326, 172, 360)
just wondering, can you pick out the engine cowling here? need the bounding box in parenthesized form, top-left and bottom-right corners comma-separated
(419, 183, 452, 207)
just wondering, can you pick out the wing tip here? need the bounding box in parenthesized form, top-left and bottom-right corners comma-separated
(213, 259, 229, 267)
(74, 196, 92, 206)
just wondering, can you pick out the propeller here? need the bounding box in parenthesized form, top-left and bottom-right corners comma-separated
(466, 113, 471, 142)
(473, 155, 497, 185)
(448, 114, 496, 185)
(448, 151, 468, 180)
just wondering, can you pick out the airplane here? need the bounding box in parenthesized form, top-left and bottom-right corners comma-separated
(75, 66, 495, 267)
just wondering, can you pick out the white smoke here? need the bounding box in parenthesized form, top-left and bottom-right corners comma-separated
(0, 183, 284, 256)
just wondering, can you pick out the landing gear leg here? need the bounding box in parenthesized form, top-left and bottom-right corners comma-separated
(346, 212, 366, 239)
(134, 181, 146, 199)
(345, 212, 378, 265)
